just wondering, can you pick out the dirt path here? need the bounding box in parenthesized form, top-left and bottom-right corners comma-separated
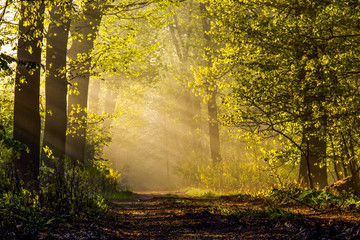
(104, 192, 360, 239)
(6, 191, 360, 239)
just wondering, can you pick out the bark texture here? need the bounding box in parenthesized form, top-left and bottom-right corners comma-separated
(66, 4, 102, 164)
(43, 2, 71, 178)
(13, 1, 45, 190)
(299, 134, 328, 189)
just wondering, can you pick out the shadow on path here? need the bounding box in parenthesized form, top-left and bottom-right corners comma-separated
(108, 191, 360, 239)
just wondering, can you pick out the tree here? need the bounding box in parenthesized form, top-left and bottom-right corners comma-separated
(42, 0, 72, 179)
(167, 1, 222, 167)
(168, 2, 204, 158)
(206, 0, 360, 189)
(200, 1, 221, 166)
(66, 0, 177, 165)
(66, 0, 103, 164)
(13, 0, 45, 190)
(66, 0, 153, 165)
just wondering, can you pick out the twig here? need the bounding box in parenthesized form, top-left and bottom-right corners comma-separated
(0, 0, 9, 25)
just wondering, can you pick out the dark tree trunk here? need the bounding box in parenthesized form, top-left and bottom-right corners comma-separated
(200, 2, 221, 166)
(299, 134, 327, 189)
(297, 65, 328, 189)
(66, 4, 102, 164)
(42, 2, 71, 180)
(13, 1, 45, 190)
(298, 100, 328, 189)
(342, 132, 360, 189)
(330, 137, 342, 181)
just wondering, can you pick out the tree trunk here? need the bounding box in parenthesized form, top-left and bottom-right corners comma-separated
(298, 131, 328, 188)
(297, 65, 328, 189)
(342, 132, 360, 189)
(66, 4, 102, 164)
(42, 2, 71, 180)
(13, 1, 45, 190)
(207, 93, 221, 165)
(200, 2, 221, 166)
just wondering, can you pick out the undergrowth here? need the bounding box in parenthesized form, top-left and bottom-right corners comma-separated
(268, 187, 360, 210)
(183, 186, 360, 221)
(209, 206, 302, 221)
(185, 188, 220, 197)
(103, 190, 134, 201)
(0, 118, 130, 238)
(185, 187, 267, 200)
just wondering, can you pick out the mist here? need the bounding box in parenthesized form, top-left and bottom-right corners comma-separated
(88, 74, 203, 190)
(87, 70, 294, 192)
(83, 1, 300, 192)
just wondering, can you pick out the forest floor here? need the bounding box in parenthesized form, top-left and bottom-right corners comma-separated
(31, 190, 360, 240)
(7, 190, 359, 239)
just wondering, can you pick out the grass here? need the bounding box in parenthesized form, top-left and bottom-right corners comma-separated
(176, 194, 301, 221)
(243, 207, 302, 220)
(103, 190, 134, 201)
(185, 186, 360, 210)
(184, 187, 268, 200)
(163, 193, 180, 198)
(269, 188, 360, 210)
(181, 187, 360, 221)
(184, 188, 220, 197)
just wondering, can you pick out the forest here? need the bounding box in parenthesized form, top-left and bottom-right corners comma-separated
(1, 0, 360, 239)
